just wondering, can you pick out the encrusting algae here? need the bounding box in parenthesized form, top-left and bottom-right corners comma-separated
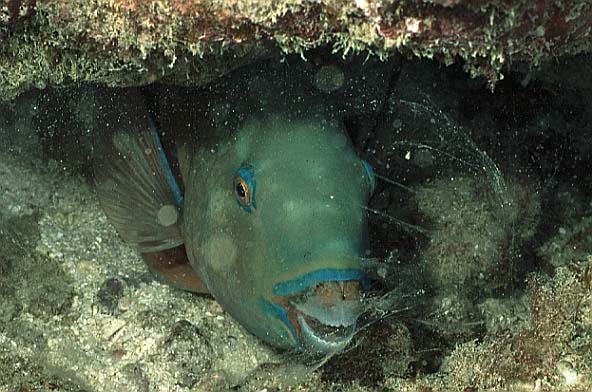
(1, 0, 592, 101)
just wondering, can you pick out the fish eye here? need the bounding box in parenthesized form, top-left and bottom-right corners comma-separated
(234, 177, 249, 202)
(234, 165, 257, 212)
(362, 160, 376, 195)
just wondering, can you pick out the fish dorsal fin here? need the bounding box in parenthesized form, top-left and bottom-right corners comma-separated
(94, 106, 184, 253)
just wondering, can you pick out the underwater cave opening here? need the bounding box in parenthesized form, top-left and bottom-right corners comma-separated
(1, 53, 591, 390)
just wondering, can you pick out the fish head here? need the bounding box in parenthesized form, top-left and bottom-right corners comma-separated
(186, 115, 374, 355)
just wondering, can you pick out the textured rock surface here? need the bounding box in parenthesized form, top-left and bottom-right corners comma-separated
(1, 0, 591, 101)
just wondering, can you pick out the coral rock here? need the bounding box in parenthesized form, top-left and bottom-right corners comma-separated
(0, 1, 591, 98)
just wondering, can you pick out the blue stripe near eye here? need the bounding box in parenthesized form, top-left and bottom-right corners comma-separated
(362, 160, 376, 195)
(148, 114, 184, 209)
(273, 268, 369, 296)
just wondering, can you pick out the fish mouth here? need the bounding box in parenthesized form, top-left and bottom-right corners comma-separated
(272, 269, 366, 355)
(292, 280, 363, 353)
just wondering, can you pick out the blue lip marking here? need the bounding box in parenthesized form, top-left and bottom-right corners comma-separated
(273, 268, 368, 296)
(148, 113, 184, 209)
(263, 300, 302, 351)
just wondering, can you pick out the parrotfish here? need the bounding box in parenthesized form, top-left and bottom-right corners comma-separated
(93, 81, 375, 355)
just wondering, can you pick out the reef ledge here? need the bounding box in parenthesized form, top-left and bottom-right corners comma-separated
(0, 0, 591, 101)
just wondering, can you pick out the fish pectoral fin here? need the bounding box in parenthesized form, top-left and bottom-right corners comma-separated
(142, 245, 210, 294)
(93, 89, 184, 253)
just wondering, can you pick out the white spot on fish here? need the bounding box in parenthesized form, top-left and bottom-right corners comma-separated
(156, 204, 178, 227)
(204, 234, 237, 272)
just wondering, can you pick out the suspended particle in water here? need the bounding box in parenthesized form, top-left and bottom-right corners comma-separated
(314, 65, 345, 93)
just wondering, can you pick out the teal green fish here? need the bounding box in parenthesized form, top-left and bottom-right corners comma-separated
(93, 85, 374, 355)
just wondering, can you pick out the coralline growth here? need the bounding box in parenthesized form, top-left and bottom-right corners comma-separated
(0, 0, 591, 101)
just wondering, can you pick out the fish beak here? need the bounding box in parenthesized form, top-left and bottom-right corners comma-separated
(292, 280, 364, 354)
(270, 269, 367, 355)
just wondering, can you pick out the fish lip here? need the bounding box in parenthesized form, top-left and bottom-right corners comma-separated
(291, 291, 363, 328)
(271, 268, 367, 355)
(272, 268, 369, 297)
(288, 288, 363, 354)
(297, 313, 356, 354)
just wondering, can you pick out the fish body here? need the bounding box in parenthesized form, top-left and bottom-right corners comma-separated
(94, 72, 374, 354)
